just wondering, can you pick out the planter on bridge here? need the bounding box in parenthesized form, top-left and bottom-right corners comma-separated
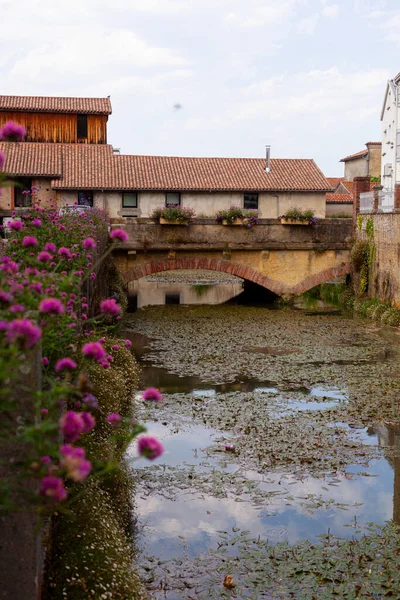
(222, 218, 244, 226)
(159, 218, 189, 225)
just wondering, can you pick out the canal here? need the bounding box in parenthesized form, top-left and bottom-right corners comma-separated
(124, 271, 400, 599)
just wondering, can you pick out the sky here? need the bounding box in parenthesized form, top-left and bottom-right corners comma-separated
(1, 0, 399, 176)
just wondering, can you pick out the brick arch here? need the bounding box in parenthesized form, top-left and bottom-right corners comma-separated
(121, 257, 288, 297)
(291, 262, 351, 296)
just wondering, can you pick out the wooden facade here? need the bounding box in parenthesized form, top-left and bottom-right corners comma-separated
(0, 112, 108, 144)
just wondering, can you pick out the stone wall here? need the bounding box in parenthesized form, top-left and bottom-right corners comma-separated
(358, 213, 400, 304)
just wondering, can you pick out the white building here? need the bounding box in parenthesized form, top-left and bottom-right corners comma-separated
(381, 72, 400, 192)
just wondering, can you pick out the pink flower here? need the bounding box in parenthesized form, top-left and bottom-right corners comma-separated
(42, 357, 49, 366)
(0, 259, 18, 274)
(10, 304, 25, 313)
(110, 228, 128, 242)
(6, 318, 41, 348)
(40, 475, 67, 502)
(41, 408, 48, 415)
(37, 251, 52, 262)
(22, 236, 38, 247)
(59, 411, 84, 442)
(9, 220, 23, 231)
(82, 341, 106, 362)
(142, 388, 163, 402)
(83, 237, 96, 250)
(81, 411, 95, 433)
(39, 297, 65, 315)
(44, 243, 56, 253)
(40, 455, 51, 463)
(125, 339, 132, 349)
(32, 218, 42, 227)
(0, 121, 26, 142)
(138, 436, 164, 461)
(111, 344, 119, 350)
(58, 247, 71, 259)
(83, 393, 98, 409)
(90, 272, 96, 280)
(60, 444, 92, 482)
(100, 298, 121, 316)
(225, 444, 235, 452)
(55, 357, 77, 372)
(0, 291, 11, 303)
(106, 413, 121, 426)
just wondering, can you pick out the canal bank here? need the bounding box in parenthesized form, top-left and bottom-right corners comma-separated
(124, 296, 400, 599)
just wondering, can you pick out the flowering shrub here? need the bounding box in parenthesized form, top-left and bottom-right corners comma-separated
(279, 207, 318, 225)
(0, 168, 164, 516)
(215, 206, 259, 227)
(152, 205, 196, 224)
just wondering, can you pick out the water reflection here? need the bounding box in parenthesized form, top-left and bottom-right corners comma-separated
(128, 278, 243, 309)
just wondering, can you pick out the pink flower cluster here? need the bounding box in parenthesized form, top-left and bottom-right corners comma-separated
(60, 444, 92, 482)
(0, 121, 26, 142)
(59, 410, 95, 442)
(100, 298, 121, 316)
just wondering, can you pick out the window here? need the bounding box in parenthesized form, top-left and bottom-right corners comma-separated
(78, 191, 93, 207)
(122, 192, 138, 208)
(14, 177, 32, 207)
(165, 293, 180, 305)
(166, 192, 180, 206)
(244, 192, 259, 209)
(77, 114, 88, 139)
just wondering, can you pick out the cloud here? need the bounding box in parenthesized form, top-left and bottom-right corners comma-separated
(321, 3, 339, 18)
(297, 14, 320, 35)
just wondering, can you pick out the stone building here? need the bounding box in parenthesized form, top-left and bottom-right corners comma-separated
(339, 142, 381, 181)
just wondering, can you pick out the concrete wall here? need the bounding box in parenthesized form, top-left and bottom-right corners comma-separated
(326, 202, 353, 217)
(104, 190, 327, 220)
(129, 279, 243, 308)
(344, 157, 368, 180)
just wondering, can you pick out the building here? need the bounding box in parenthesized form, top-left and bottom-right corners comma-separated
(380, 72, 400, 192)
(0, 95, 332, 220)
(339, 142, 381, 181)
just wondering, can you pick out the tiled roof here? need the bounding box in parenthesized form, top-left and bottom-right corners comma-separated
(326, 177, 344, 189)
(326, 193, 353, 204)
(106, 155, 332, 192)
(340, 149, 368, 162)
(0, 143, 331, 192)
(0, 142, 62, 177)
(0, 95, 112, 115)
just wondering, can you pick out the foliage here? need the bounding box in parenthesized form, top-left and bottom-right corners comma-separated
(352, 217, 375, 295)
(279, 207, 317, 225)
(152, 204, 196, 223)
(381, 306, 400, 326)
(357, 214, 363, 230)
(327, 213, 351, 219)
(215, 206, 259, 227)
(370, 175, 381, 183)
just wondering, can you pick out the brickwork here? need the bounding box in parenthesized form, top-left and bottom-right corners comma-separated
(353, 176, 371, 228)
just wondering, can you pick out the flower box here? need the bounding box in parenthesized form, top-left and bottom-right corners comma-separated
(159, 218, 189, 225)
(222, 218, 243, 226)
(280, 218, 310, 225)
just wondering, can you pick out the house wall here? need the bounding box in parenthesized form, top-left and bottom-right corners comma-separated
(344, 157, 368, 180)
(0, 112, 107, 144)
(0, 178, 54, 211)
(367, 144, 382, 178)
(326, 203, 353, 217)
(100, 190, 327, 221)
(381, 83, 398, 190)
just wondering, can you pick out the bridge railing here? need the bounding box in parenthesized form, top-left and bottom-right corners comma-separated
(378, 190, 394, 213)
(360, 191, 374, 213)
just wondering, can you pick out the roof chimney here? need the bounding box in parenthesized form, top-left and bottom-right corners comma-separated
(265, 145, 271, 172)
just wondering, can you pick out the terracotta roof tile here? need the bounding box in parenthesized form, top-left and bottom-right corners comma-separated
(326, 193, 353, 204)
(0, 142, 62, 177)
(340, 149, 368, 162)
(0, 95, 111, 115)
(0, 143, 331, 192)
(106, 155, 332, 192)
(326, 177, 344, 189)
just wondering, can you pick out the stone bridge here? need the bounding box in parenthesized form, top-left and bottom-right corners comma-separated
(112, 218, 352, 298)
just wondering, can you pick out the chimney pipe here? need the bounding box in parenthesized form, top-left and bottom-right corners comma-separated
(265, 145, 271, 172)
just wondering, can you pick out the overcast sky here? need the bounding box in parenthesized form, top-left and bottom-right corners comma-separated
(1, 0, 399, 175)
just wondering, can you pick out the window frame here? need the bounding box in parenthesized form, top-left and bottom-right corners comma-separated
(14, 177, 33, 208)
(165, 191, 181, 206)
(243, 192, 259, 210)
(77, 190, 93, 207)
(77, 114, 88, 139)
(122, 191, 138, 208)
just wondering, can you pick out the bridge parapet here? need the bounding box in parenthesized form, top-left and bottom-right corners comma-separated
(112, 218, 352, 251)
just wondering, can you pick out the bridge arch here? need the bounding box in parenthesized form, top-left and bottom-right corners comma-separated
(120, 256, 351, 298)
